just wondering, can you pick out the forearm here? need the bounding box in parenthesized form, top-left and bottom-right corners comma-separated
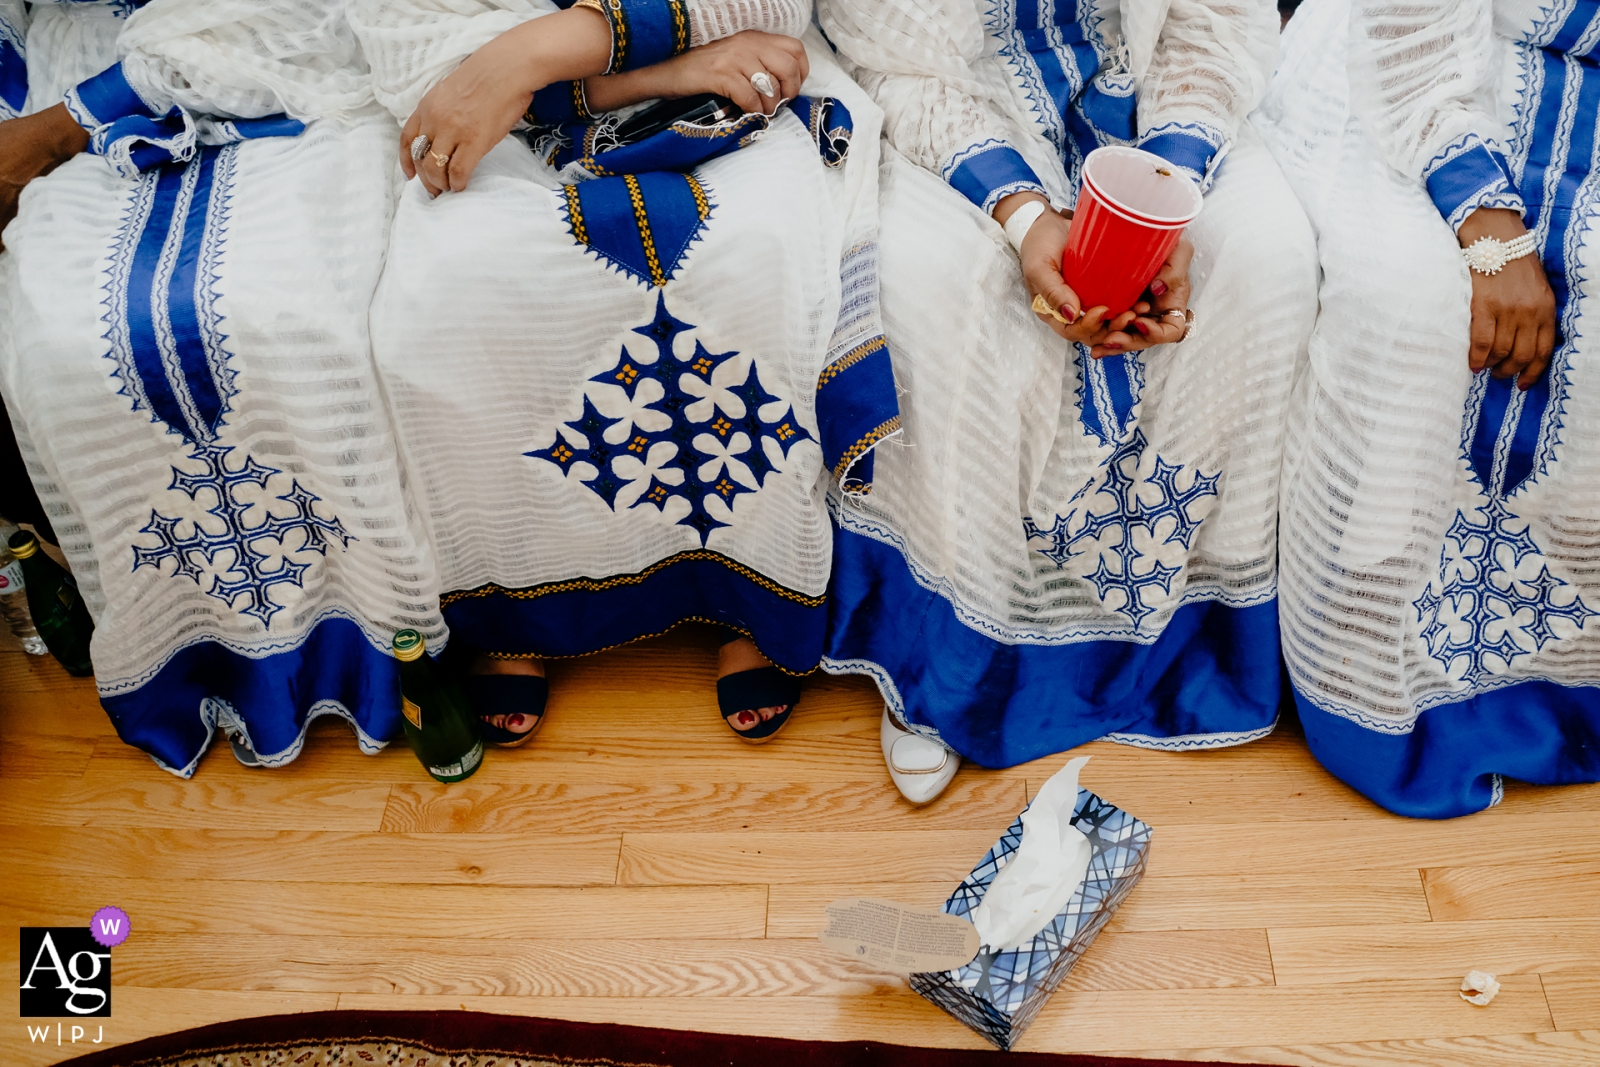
(581, 64, 675, 113)
(486, 8, 612, 96)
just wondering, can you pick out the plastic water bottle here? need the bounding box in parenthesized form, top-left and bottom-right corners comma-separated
(0, 523, 48, 656)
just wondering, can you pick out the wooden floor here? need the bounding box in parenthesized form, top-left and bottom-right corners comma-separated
(3, 626, 1599, 1066)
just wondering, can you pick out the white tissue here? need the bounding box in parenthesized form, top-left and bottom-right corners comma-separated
(1460, 971, 1500, 1006)
(969, 756, 1094, 950)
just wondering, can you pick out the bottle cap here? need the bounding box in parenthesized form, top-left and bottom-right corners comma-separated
(393, 628, 426, 662)
(8, 530, 38, 559)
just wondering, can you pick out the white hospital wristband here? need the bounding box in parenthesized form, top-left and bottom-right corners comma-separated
(1002, 199, 1049, 255)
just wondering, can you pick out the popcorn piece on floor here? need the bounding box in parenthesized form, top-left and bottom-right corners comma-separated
(1460, 970, 1500, 1006)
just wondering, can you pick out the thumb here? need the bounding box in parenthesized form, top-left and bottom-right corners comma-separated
(1025, 256, 1084, 325)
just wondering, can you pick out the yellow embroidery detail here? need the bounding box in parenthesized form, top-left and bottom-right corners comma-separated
(832, 416, 902, 482)
(776, 422, 795, 441)
(816, 336, 886, 390)
(563, 183, 587, 245)
(623, 173, 668, 287)
(617, 363, 639, 384)
(627, 435, 649, 454)
(571, 79, 591, 120)
(712, 416, 733, 436)
(668, 0, 689, 54)
(606, 0, 629, 73)
(550, 442, 574, 464)
(686, 174, 711, 221)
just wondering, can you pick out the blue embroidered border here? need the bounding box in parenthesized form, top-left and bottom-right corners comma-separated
(824, 524, 1281, 768)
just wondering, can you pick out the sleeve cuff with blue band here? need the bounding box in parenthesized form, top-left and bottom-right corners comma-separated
(1423, 132, 1528, 232)
(64, 61, 307, 179)
(1137, 120, 1227, 189)
(941, 140, 1045, 216)
(581, 0, 690, 74)
(527, 79, 592, 127)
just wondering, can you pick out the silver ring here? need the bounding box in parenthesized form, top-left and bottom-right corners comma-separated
(1167, 307, 1195, 343)
(410, 134, 431, 162)
(749, 71, 776, 98)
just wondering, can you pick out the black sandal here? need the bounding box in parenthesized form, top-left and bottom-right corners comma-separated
(715, 626, 800, 743)
(717, 667, 801, 743)
(460, 673, 549, 747)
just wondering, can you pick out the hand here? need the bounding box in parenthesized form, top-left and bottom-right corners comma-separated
(606, 30, 808, 116)
(1459, 207, 1557, 390)
(400, 8, 611, 196)
(1001, 191, 1192, 357)
(0, 104, 91, 249)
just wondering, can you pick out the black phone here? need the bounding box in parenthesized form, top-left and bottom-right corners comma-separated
(612, 93, 743, 145)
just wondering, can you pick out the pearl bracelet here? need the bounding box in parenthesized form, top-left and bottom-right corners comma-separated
(1002, 199, 1050, 255)
(1461, 232, 1538, 276)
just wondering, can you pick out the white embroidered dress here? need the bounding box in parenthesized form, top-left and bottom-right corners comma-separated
(353, 0, 893, 670)
(0, 0, 440, 775)
(814, 0, 1319, 767)
(1257, 0, 1600, 817)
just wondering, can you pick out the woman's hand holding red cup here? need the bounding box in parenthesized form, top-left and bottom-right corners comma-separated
(1003, 191, 1193, 358)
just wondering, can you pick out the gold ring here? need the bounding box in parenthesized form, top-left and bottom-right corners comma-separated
(430, 150, 452, 170)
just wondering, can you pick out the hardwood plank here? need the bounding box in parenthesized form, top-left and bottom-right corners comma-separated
(0, 877, 766, 940)
(1137, 1032, 1600, 1067)
(2, 825, 623, 886)
(618, 831, 1002, 886)
(0, 731, 95, 778)
(1015, 976, 1555, 1052)
(1542, 972, 1600, 1031)
(616, 813, 1600, 887)
(1109, 871, 1433, 933)
(764, 872, 1433, 940)
(102, 934, 909, 997)
(0, 667, 112, 730)
(1268, 919, 1600, 985)
(1146, 813, 1600, 877)
(2, 988, 339, 1067)
(1423, 861, 1600, 922)
(0, 776, 393, 830)
(1059, 929, 1275, 991)
(330, 978, 1556, 1054)
(380, 778, 1026, 834)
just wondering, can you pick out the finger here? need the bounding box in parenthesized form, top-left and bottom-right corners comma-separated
(721, 75, 763, 116)
(765, 49, 804, 103)
(446, 139, 485, 193)
(400, 113, 421, 180)
(1026, 260, 1085, 326)
(426, 137, 458, 194)
(1467, 300, 1497, 373)
(1488, 311, 1519, 378)
(1105, 309, 1140, 334)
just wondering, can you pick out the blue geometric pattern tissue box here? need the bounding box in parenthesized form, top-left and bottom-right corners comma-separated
(910, 789, 1153, 1050)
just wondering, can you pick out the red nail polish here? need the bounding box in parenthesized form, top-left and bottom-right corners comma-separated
(1104, 342, 1122, 351)
(1132, 320, 1150, 336)
(1059, 304, 1078, 324)
(1150, 280, 1167, 297)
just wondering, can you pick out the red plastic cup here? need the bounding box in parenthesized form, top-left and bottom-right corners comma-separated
(1061, 146, 1203, 319)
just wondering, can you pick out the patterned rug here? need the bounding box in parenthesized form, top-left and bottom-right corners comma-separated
(55, 1010, 1252, 1066)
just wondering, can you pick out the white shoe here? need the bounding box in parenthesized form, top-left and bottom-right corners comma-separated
(880, 707, 959, 805)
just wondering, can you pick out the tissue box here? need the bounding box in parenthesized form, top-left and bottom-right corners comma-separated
(910, 788, 1152, 1050)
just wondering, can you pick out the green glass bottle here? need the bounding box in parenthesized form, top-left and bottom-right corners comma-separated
(393, 629, 483, 783)
(7, 530, 94, 677)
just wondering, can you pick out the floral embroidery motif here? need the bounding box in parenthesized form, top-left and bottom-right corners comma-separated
(1025, 429, 1220, 628)
(133, 444, 355, 626)
(526, 293, 812, 544)
(1414, 496, 1595, 682)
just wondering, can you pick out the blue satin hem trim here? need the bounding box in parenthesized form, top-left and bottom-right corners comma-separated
(824, 526, 1281, 768)
(99, 616, 401, 776)
(441, 553, 824, 674)
(1295, 680, 1600, 819)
